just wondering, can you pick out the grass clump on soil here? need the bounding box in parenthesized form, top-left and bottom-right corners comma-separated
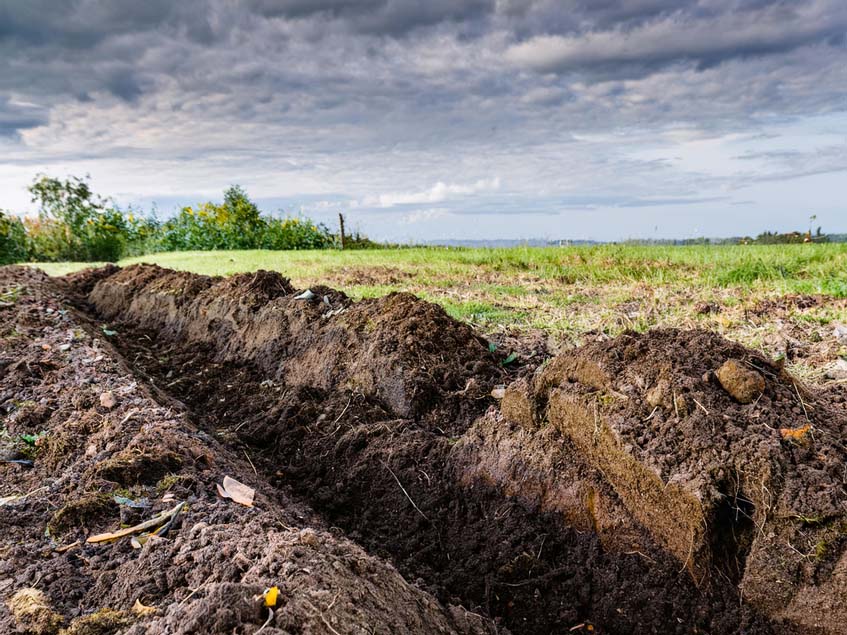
(6, 588, 64, 635)
(59, 608, 133, 635)
(0, 285, 25, 305)
(94, 449, 183, 486)
(155, 472, 190, 494)
(47, 493, 115, 537)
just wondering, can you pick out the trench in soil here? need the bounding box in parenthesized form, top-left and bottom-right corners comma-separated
(75, 299, 781, 635)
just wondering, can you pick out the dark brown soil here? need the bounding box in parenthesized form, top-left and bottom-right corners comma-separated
(504, 329, 847, 632)
(0, 266, 496, 635)
(2, 263, 845, 635)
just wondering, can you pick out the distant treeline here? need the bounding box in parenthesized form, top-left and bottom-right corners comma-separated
(0, 175, 376, 264)
(619, 228, 837, 246)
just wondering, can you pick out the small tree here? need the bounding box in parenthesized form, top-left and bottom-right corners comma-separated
(220, 185, 266, 248)
(27, 175, 127, 261)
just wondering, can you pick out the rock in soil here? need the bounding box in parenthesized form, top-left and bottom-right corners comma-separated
(715, 358, 766, 403)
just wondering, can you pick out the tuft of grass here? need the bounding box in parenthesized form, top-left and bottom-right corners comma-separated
(0, 285, 25, 304)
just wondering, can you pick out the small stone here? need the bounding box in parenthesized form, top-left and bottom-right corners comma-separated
(824, 359, 847, 381)
(99, 391, 117, 409)
(490, 386, 506, 399)
(646, 378, 672, 409)
(715, 359, 765, 404)
(834, 323, 847, 344)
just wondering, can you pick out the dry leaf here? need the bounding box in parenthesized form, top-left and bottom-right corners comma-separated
(780, 424, 811, 441)
(132, 599, 157, 616)
(217, 475, 255, 507)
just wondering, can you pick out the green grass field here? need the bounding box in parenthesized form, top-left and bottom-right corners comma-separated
(29, 244, 847, 383)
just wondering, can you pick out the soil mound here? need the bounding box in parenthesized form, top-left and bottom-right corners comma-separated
(87, 264, 501, 421)
(0, 265, 495, 635)
(501, 328, 847, 632)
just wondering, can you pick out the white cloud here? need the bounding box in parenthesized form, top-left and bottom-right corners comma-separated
(400, 207, 450, 224)
(360, 178, 501, 208)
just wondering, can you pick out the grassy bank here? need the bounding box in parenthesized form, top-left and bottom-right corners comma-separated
(28, 244, 847, 382)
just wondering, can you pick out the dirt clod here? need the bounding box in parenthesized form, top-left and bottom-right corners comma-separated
(715, 358, 766, 403)
(98, 392, 116, 409)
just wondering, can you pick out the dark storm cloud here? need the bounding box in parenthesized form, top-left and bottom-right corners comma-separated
(246, 0, 494, 36)
(3, 0, 232, 48)
(0, 0, 846, 235)
(504, 1, 847, 76)
(0, 97, 48, 138)
(2, 0, 845, 115)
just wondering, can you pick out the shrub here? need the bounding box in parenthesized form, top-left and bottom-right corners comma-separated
(160, 186, 332, 251)
(23, 217, 72, 262)
(16, 176, 366, 260)
(27, 175, 127, 261)
(122, 210, 163, 257)
(261, 217, 333, 250)
(160, 186, 267, 251)
(0, 211, 29, 264)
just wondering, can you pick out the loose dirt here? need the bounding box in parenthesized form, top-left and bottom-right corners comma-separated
(2, 263, 845, 634)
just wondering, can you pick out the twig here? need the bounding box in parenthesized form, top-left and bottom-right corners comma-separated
(792, 382, 811, 421)
(331, 397, 353, 425)
(326, 593, 339, 612)
(54, 540, 81, 554)
(320, 612, 342, 635)
(592, 398, 600, 444)
(0, 486, 49, 506)
(255, 608, 274, 634)
(304, 598, 342, 635)
(495, 565, 571, 587)
(243, 450, 258, 477)
(624, 550, 655, 562)
(179, 582, 207, 606)
(87, 501, 185, 543)
(119, 408, 140, 425)
(692, 398, 709, 416)
(381, 461, 429, 521)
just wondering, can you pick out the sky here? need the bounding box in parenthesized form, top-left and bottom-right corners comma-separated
(1, 0, 846, 243)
